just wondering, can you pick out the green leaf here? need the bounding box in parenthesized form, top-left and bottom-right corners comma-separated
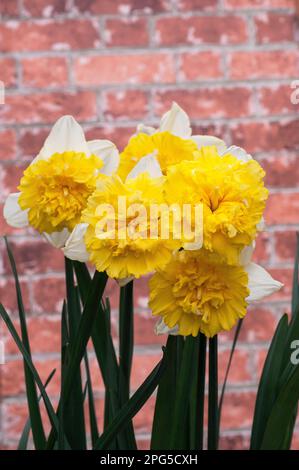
(84, 353, 99, 448)
(170, 336, 197, 450)
(291, 232, 299, 315)
(151, 336, 180, 450)
(4, 237, 46, 450)
(93, 353, 167, 450)
(250, 314, 289, 449)
(208, 335, 218, 450)
(189, 333, 206, 450)
(18, 369, 56, 450)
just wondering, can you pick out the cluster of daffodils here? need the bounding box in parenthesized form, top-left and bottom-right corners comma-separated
(4, 103, 282, 338)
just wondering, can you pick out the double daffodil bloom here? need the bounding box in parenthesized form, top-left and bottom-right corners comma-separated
(3, 116, 119, 249)
(118, 102, 226, 180)
(150, 247, 283, 338)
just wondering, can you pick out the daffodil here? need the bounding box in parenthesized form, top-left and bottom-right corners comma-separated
(164, 145, 268, 264)
(150, 249, 283, 338)
(3, 116, 119, 249)
(118, 102, 226, 180)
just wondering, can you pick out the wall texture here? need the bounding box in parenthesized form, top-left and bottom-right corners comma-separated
(0, 0, 299, 450)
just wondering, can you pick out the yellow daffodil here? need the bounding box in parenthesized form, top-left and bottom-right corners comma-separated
(164, 145, 268, 264)
(3, 116, 119, 249)
(150, 249, 282, 338)
(118, 102, 226, 180)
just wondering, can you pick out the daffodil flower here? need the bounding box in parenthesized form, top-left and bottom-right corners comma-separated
(3, 116, 119, 250)
(151, 247, 283, 338)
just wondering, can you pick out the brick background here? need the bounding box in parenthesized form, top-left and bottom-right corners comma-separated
(0, 0, 299, 450)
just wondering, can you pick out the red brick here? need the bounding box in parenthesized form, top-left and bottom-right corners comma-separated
(104, 18, 149, 47)
(103, 90, 149, 121)
(267, 267, 293, 300)
(32, 277, 65, 314)
(224, 0, 294, 8)
(155, 16, 248, 46)
(178, 0, 218, 10)
(154, 88, 252, 119)
(218, 349, 252, 385)
(74, 54, 176, 86)
(22, 57, 68, 88)
(252, 232, 271, 264)
(0, 278, 30, 314)
(0, 19, 100, 53)
(231, 119, 299, 153)
(85, 126, 136, 151)
(0, 129, 17, 161)
(2, 239, 64, 275)
(0, 57, 17, 87)
(219, 434, 250, 450)
(220, 391, 255, 429)
(229, 50, 299, 79)
(19, 128, 49, 159)
(133, 396, 155, 433)
(274, 230, 298, 262)
(74, 0, 170, 14)
(255, 13, 295, 43)
(131, 353, 162, 390)
(0, 164, 26, 200)
(134, 311, 165, 346)
(0, 0, 19, 16)
(265, 193, 299, 225)
(0, 204, 30, 236)
(0, 91, 97, 124)
(23, 0, 69, 16)
(179, 51, 222, 81)
(239, 307, 277, 342)
(258, 85, 297, 115)
(261, 154, 299, 188)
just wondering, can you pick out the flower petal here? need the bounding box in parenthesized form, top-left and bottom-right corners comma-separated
(63, 223, 89, 262)
(43, 228, 70, 249)
(3, 193, 29, 228)
(154, 317, 179, 336)
(240, 242, 255, 266)
(246, 262, 283, 302)
(88, 139, 119, 175)
(126, 154, 163, 180)
(136, 123, 156, 136)
(221, 145, 252, 162)
(159, 102, 192, 138)
(37, 115, 90, 161)
(117, 276, 135, 287)
(192, 135, 227, 153)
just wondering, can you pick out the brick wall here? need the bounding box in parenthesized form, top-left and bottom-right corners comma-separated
(0, 0, 299, 450)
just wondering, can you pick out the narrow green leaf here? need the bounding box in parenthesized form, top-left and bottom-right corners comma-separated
(208, 335, 218, 450)
(189, 333, 206, 450)
(18, 369, 56, 450)
(93, 354, 166, 450)
(250, 314, 288, 449)
(4, 237, 46, 449)
(84, 353, 99, 448)
(170, 336, 197, 450)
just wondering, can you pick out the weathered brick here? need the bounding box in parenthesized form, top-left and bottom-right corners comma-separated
(0, 91, 97, 124)
(32, 277, 65, 314)
(224, 0, 294, 8)
(103, 90, 149, 121)
(154, 87, 252, 119)
(22, 57, 68, 88)
(23, 0, 69, 17)
(239, 307, 277, 342)
(255, 13, 295, 43)
(229, 50, 299, 79)
(85, 126, 136, 151)
(178, 0, 218, 10)
(0, 129, 17, 161)
(0, 19, 100, 53)
(104, 18, 149, 47)
(0, 164, 26, 200)
(261, 154, 299, 188)
(0, 278, 30, 314)
(258, 84, 297, 115)
(74, 53, 176, 86)
(274, 230, 298, 262)
(74, 0, 170, 14)
(0, 57, 17, 88)
(155, 16, 248, 46)
(0, 0, 19, 17)
(179, 51, 222, 81)
(220, 391, 255, 429)
(218, 349, 252, 385)
(266, 193, 299, 225)
(19, 128, 49, 159)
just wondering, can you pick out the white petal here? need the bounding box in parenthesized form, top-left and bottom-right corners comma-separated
(257, 217, 265, 232)
(159, 102, 192, 138)
(36, 116, 90, 162)
(246, 263, 283, 302)
(117, 276, 135, 287)
(221, 145, 252, 162)
(240, 242, 255, 266)
(136, 123, 156, 136)
(43, 228, 70, 249)
(126, 153, 162, 181)
(62, 223, 89, 262)
(192, 135, 227, 153)
(88, 140, 119, 176)
(154, 318, 179, 336)
(3, 193, 29, 228)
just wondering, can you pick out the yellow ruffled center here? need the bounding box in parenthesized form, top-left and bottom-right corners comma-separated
(149, 251, 249, 338)
(18, 151, 103, 233)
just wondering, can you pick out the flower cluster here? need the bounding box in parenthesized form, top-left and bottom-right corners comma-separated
(4, 103, 282, 337)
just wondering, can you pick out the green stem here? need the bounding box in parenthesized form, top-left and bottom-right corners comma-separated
(208, 335, 218, 450)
